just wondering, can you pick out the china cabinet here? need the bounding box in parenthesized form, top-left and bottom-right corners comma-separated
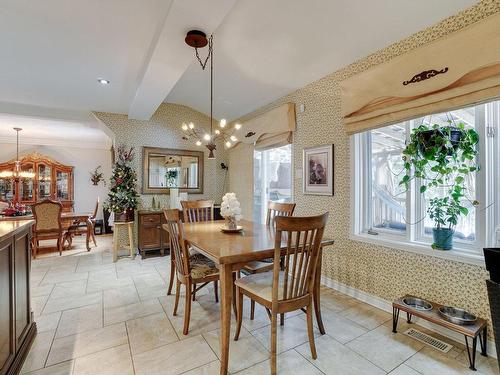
(0, 153, 74, 212)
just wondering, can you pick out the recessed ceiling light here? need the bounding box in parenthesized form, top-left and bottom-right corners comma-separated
(97, 78, 110, 85)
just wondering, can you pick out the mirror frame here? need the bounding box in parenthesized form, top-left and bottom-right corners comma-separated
(142, 146, 204, 194)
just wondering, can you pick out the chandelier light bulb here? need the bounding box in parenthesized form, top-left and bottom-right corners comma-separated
(203, 133, 211, 141)
(225, 141, 232, 148)
(188, 122, 195, 129)
(220, 119, 227, 128)
(181, 123, 188, 131)
(195, 140, 202, 146)
(230, 135, 237, 142)
(215, 129, 220, 135)
(234, 123, 242, 130)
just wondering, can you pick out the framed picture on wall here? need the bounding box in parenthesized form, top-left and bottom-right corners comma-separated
(303, 144, 334, 195)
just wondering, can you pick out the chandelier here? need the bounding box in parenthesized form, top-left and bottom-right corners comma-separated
(181, 30, 241, 159)
(0, 128, 35, 180)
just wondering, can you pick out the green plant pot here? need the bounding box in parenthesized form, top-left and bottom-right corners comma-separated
(432, 228, 454, 250)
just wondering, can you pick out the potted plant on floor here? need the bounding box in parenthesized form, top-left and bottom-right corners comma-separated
(104, 145, 139, 222)
(400, 122, 479, 250)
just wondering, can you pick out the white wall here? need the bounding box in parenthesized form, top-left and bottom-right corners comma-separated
(0, 144, 111, 219)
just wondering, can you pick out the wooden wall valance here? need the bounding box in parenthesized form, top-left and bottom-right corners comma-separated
(341, 12, 500, 134)
(239, 103, 296, 150)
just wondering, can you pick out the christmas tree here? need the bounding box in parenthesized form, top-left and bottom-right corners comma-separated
(104, 145, 139, 214)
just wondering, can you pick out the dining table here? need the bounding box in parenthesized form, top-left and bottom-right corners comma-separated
(179, 219, 334, 375)
(0, 211, 93, 251)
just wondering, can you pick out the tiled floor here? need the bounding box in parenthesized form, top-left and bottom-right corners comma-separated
(23, 235, 500, 375)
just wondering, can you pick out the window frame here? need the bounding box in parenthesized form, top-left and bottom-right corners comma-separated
(351, 101, 500, 266)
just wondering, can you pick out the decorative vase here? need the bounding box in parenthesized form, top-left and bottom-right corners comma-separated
(432, 227, 454, 250)
(225, 216, 237, 230)
(115, 208, 135, 222)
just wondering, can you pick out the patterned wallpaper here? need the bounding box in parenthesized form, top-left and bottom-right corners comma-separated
(94, 103, 229, 209)
(229, 0, 500, 336)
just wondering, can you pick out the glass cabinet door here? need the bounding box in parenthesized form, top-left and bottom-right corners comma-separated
(19, 163, 35, 202)
(0, 177, 14, 201)
(56, 169, 70, 200)
(37, 164, 52, 200)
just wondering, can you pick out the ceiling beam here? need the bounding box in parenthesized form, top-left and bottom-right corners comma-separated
(128, 0, 236, 121)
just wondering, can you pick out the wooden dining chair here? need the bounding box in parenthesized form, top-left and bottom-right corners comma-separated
(65, 197, 99, 248)
(243, 201, 296, 320)
(164, 209, 220, 335)
(234, 213, 328, 375)
(167, 200, 215, 299)
(32, 200, 65, 258)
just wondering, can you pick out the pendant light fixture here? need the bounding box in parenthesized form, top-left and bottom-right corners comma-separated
(181, 30, 241, 159)
(0, 128, 35, 180)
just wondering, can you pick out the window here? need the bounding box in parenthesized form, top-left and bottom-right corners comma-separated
(353, 99, 500, 262)
(253, 144, 293, 224)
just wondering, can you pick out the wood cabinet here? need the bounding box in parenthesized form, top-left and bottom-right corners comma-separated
(0, 221, 36, 375)
(0, 152, 74, 212)
(137, 211, 169, 258)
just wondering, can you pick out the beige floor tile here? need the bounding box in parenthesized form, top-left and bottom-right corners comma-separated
(339, 303, 391, 330)
(40, 270, 88, 285)
(347, 324, 425, 372)
(104, 298, 163, 325)
(203, 326, 269, 373)
(126, 312, 178, 355)
(103, 285, 139, 308)
(35, 311, 61, 333)
(137, 283, 169, 300)
(86, 276, 134, 292)
(20, 330, 55, 373)
(319, 289, 359, 312)
(31, 284, 54, 298)
(296, 334, 385, 375)
(133, 335, 218, 375)
(300, 307, 367, 344)
(236, 349, 323, 375)
(251, 315, 320, 354)
(32, 294, 49, 318)
(73, 344, 134, 375)
(456, 349, 499, 375)
(388, 364, 422, 375)
(133, 272, 166, 289)
(50, 279, 88, 299)
(181, 361, 220, 375)
(43, 292, 102, 314)
(23, 360, 74, 375)
(46, 323, 128, 366)
(55, 303, 103, 338)
(405, 347, 489, 375)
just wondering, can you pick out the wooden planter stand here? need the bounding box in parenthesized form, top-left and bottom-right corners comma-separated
(392, 295, 487, 371)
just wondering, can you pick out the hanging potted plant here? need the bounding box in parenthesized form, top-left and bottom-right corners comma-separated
(400, 122, 479, 250)
(104, 145, 139, 222)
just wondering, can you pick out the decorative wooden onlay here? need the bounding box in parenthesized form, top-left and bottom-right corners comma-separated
(403, 67, 449, 86)
(245, 131, 256, 138)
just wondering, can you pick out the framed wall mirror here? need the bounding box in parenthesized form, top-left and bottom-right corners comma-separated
(142, 147, 204, 194)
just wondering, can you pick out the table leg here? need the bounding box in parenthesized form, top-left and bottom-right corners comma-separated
(85, 218, 92, 251)
(465, 335, 478, 371)
(219, 264, 233, 375)
(314, 247, 325, 335)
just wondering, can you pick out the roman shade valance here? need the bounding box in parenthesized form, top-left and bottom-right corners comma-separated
(341, 12, 500, 135)
(239, 103, 296, 150)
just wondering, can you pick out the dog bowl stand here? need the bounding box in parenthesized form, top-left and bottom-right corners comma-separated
(393, 294, 487, 371)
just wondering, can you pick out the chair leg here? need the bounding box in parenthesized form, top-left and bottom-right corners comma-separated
(213, 280, 219, 303)
(183, 281, 192, 335)
(271, 313, 278, 375)
(234, 287, 243, 341)
(167, 259, 175, 295)
(280, 313, 285, 326)
(173, 279, 181, 316)
(192, 284, 197, 301)
(306, 300, 317, 359)
(250, 300, 255, 320)
(91, 231, 97, 247)
(232, 272, 237, 317)
(32, 237, 37, 259)
(57, 236, 62, 256)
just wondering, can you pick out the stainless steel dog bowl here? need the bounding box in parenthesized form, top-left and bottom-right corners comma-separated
(438, 306, 477, 325)
(402, 297, 433, 311)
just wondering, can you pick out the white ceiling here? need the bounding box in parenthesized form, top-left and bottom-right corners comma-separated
(0, 0, 478, 132)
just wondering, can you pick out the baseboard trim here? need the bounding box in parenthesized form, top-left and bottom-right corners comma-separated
(321, 275, 497, 359)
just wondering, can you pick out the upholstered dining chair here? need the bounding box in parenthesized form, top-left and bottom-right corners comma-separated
(234, 213, 328, 375)
(32, 199, 65, 258)
(65, 197, 99, 248)
(163, 209, 220, 335)
(166, 200, 215, 299)
(242, 201, 296, 320)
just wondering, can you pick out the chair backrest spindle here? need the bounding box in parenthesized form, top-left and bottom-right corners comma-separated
(266, 201, 296, 227)
(164, 209, 191, 279)
(181, 200, 214, 223)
